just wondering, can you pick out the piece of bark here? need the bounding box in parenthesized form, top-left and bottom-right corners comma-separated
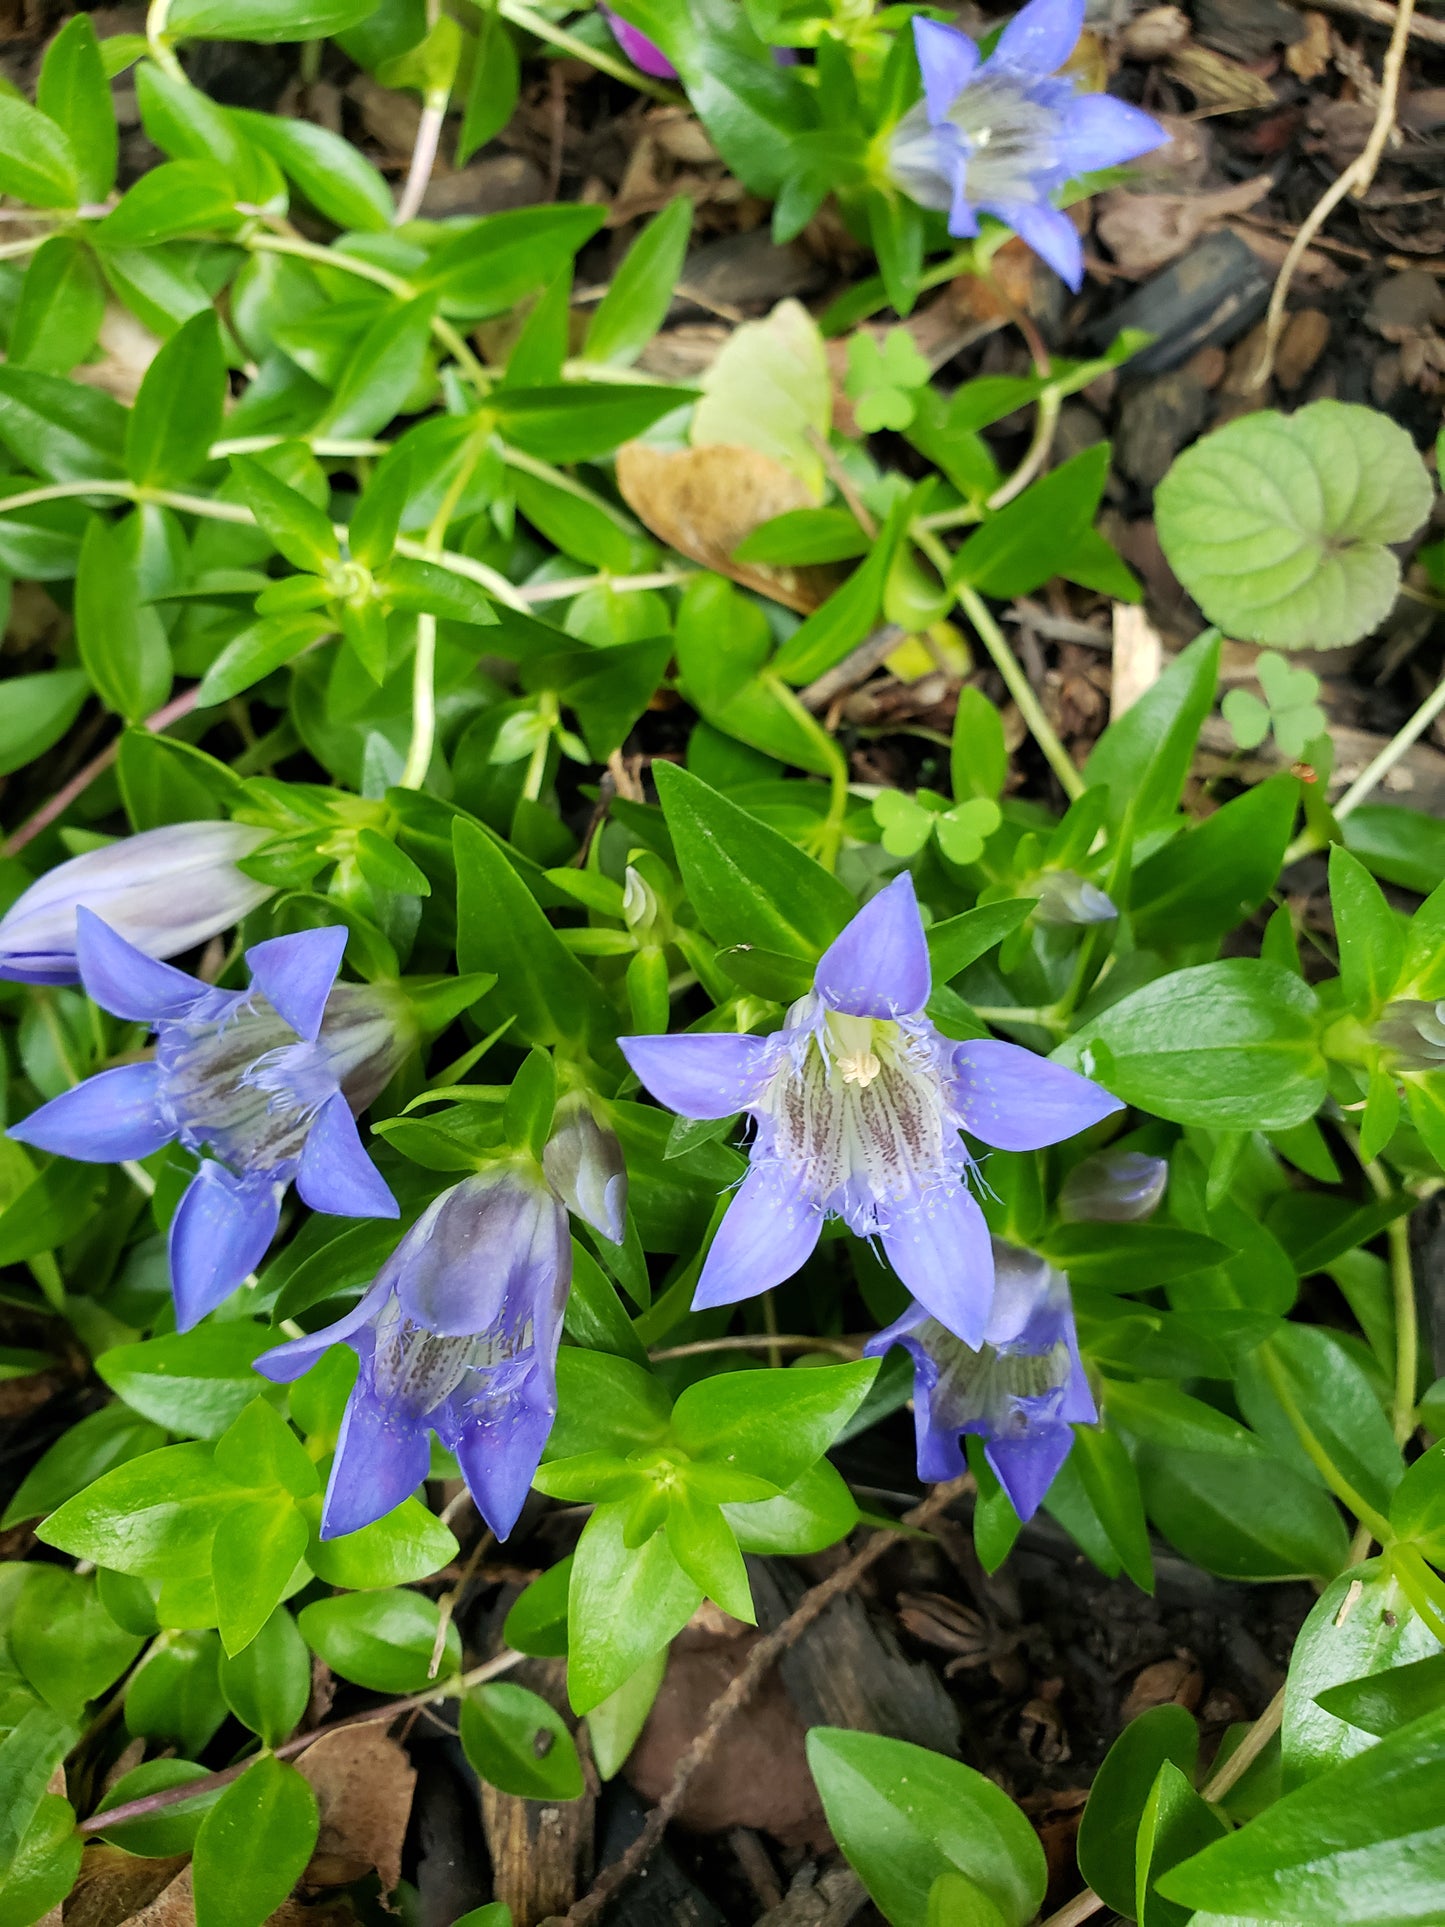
(747, 1558, 962, 1760)
(587, 1786, 727, 1927)
(478, 1659, 595, 1927)
(751, 1860, 870, 1927)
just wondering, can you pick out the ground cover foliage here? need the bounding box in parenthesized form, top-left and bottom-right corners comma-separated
(0, 0, 1442, 1924)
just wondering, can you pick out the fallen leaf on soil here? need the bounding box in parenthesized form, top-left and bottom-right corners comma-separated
(615, 441, 842, 612)
(73, 306, 162, 405)
(66, 1854, 360, 1927)
(1095, 175, 1270, 276)
(1120, 1654, 1204, 1721)
(1285, 8, 1332, 79)
(625, 1623, 829, 1848)
(1121, 5, 1190, 59)
(294, 1724, 417, 1893)
(1165, 44, 1277, 112)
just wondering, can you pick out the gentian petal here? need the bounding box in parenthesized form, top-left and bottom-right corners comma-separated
(815, 873, 930, 1018)
(987, 1422, 1074, 1521)
(953, 1038, 1122, 1149)
(454, 1375, 556, 1540)
(75, 909, 204, 1023)
(8, 1063, 171, 1162)
(986, 198, 1084, 290)
(320, 1387, 430, 1539)
(296, 1092, 398, 1218)
(253, 1278, 394, 1383)
(169, 1164, 283, 1331)
(244, 926, 347, 1043)
(949, 178, 981, 238)
(992, 0, 1085, 74)
(880, 1182, 994, 1348)
(393, 1174, 567, 1339)
(621, 1030, 772, 1120)
(1058, 93, 1165, 173)
(693, 1164, 824, 1309)
(913, 17, 980, 121)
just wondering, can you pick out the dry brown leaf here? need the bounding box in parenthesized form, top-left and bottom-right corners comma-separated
(1165, 45, 1277, 112)
(1095, 175, 1271, 276)
(65, 1847, 192, 1927)
(1285, 8, 1332, 79)
(294, 1726, 417, 1895)
(615, 442, 843, 613)
(1121, 5, 1190, 59)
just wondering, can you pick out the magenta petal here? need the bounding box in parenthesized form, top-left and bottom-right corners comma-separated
(75, 908, 204, 1024)
(601, 6, 679, 79)
(954, 1038, 1122, 1150)
(693, 1164, 824, 1309)
(621, 1029, 771, 1120)
(245, 926, 347, 1043)
(815, 873, 930, 1018)
(296, 1092, 398, 1219)
(880, 1183, 994, 1349)
(913, 17, 980, 121)
(8, 1062, 171, 1162)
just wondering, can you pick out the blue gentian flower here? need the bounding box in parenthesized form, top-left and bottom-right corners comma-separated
(1035, 871, 1118, 926)
(888, 0, 1165, 289)
(866, 1239, 1095, 1520)
(255, 1164, 572, 1540)
(620, 873, 1121, 1347)
(0, 821, 274, 987)
(9, 912, 402, 1330)
(1058, 1147, 1168, 1221)
(600, 5, 679, 79)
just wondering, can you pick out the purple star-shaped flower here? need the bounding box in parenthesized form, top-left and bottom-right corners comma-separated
(255, 1165, 571, 1541)
(866, 1239, 1096, 1520)
(9, 912, 401, 1330)
(621, 872, 1122, 1347)
(888, 0, 1165, 289)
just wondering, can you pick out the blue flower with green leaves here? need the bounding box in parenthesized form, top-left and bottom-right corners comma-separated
(888, 0, 1165, 288)
(621, 873, 1121, 1348)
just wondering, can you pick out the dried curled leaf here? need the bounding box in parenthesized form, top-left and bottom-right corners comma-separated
(615, 441, 843, 612)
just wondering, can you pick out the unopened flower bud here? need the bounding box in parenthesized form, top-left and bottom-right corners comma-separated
(543, 1092, 628, 1244)
(1058, 1150, 1168, 1223)
(1374, 999, 1445, 1073)
(0, 821, 274, 987)
(1034, 871, 1117, 927)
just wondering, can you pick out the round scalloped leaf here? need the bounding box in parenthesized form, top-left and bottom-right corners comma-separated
(1155, 401, 1432, 649)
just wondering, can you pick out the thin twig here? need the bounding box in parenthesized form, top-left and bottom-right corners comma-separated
(1252, 0, 1417, 385)
(1298, 0, 1445, 46)
(556, 1475, 974, 1926)
(3, 686, 201, 857)
(1200, 1685, 1286, 1803)
(648, 1334, 865, 1364)
(77, 1649, 524, 1833)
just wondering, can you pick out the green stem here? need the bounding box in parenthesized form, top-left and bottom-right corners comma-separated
(1258, 1341, 1394, 1544)
(1283, 673, 1445, 868)
(496, 0, 682, 100)
(970, 1004, 1065, 1032)
(400, 432, 490, 788)
(1345, 1127, 1420, 1444)
(764, 674, 850, 872)
(246, 231, 492, 396)
(915, 526, 1083, 801)
(144, 0, 186, 78)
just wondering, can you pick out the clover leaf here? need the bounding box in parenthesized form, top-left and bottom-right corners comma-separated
(846, 327, 931, 434)
(1222, 651, 1328, 761)
(872, 790, 1001, 864)
(1155, 401, 1433, 649)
